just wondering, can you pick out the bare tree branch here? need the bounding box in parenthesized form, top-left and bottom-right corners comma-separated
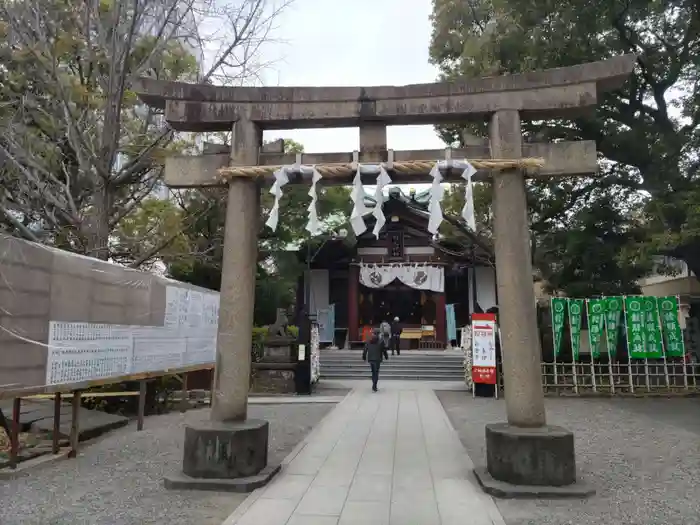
(0, 0, 290, 261)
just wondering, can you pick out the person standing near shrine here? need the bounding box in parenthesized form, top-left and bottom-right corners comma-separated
(379, 319, 392, 349)
(390, 316, 402, 355)
(362, 329, 389, 392)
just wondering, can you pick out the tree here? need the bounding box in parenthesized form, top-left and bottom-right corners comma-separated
(0, 0, 288, 259)
(429, 0, 699, 288)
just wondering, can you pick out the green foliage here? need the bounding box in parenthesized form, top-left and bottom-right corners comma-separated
(440, 183, 493, 237)
(112, 198, 190, 269)
(429, 0, 700, 289)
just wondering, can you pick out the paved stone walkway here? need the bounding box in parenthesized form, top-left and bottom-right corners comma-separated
(224, 385, 505, 525)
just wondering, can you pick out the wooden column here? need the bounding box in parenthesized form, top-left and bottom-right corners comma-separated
(211, 118, 261, 423)
(490, 110, 546, 428)
(348, 265, 359, 342)
(434, 292, 447, 345)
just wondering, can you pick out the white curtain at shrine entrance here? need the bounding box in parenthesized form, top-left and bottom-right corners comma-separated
(359, 263, 445, 293)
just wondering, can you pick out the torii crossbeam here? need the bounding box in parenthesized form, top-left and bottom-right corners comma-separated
(135, 54, 636, 495)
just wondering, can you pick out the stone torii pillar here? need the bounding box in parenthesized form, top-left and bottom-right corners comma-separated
(164, 118, 280, 492)
(479, 109, 578, 495)
(134, 54, 635, 494)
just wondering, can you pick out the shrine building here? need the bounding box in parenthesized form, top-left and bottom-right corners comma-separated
(296, 187, 498, 349)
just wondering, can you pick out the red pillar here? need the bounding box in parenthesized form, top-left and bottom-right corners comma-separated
(348, 265, 359, 342)
(435, 292, 446, 346)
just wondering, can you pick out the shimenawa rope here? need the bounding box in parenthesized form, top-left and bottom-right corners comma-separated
(217, 158, 545, 180)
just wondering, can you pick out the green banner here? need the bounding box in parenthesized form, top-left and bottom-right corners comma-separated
(641, 296, 664, 358)
(604, 296, 622, 356)
(586, 299, 605, 359)
(551, 298, 567, 357)
(568, 298, 584, 361)
(625, 296, 646, 359)
(659, 296, 685, 358)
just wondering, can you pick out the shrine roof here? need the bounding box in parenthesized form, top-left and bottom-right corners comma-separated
(297, 188, 493, 266)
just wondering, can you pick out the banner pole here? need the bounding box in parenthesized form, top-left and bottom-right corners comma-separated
(676, 296, 690, 391)
(603, 296, 615, 394)
(656, 297, 671, 389)
(550, 298, 559, 392)
(623, 296, 635, 393)
(568, 299, 579, 395)
(586, 299, 597, 393)
(496, 326, 502, 400)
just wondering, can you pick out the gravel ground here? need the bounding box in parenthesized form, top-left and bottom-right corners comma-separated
(437, 391, 700, 525)
(0, 404, 334, 525)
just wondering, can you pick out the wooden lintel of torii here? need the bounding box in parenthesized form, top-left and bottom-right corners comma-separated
(165, 140, 597, 188)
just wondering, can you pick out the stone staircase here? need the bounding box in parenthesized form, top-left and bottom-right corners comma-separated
(319, 349, 465, 381)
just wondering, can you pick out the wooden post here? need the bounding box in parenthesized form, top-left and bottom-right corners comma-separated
(348, 265, 359, 343)
(52, 393, 62, 454)
(68, 391, 81, 458)
(180, 373, 189, 413)
(209, 368, 215, 406)
(137, 380, 147, 431)
(434, 292, 447, 346)
(9, 397, 21, 469)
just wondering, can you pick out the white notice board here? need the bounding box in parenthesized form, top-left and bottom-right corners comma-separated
(46, 323, 134, 386)
(45, 286, 220, 385)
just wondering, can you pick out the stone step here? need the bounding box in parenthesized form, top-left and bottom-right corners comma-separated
(321, 354, 464, 366)
(323, 365, 464, 373)
(321, 371, 465, 381)
(320, 349, 466, 382)
(321, 354, 464, 361)
(322, 361, 464, 368)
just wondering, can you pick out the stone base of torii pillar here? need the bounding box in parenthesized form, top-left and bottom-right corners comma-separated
(165, 122, 280, 492)
(472, 110, 594, 499)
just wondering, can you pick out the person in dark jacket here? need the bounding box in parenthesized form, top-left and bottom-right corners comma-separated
(390, 316, 402, 355)
(362, 329, 389, 392)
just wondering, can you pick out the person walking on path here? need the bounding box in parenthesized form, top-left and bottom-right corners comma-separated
(362, 329, 389, 392)
(390, 316, 402, 355)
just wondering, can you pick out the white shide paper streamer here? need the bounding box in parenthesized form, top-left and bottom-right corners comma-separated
(427, 162, 444, 234)
(265, 166, 290, 231)
(305, 167, 323, 235)
(372, 166, 393, 238)
(461, 161, 477, 230)
(350, 166, 369, 236)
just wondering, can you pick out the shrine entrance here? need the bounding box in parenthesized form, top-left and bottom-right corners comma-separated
(363, 284, 425, 327)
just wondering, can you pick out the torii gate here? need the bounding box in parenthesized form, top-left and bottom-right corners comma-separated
(135, 54, 635, 494)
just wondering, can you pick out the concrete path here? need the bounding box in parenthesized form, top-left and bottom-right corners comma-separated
(224, 384, 505, 525)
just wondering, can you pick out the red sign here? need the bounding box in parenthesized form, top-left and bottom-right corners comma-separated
(471, 313, 497, 385)
(472, 365, 497, 384)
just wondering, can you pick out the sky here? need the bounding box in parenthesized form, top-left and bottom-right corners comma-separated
(256, 0, 446, 153)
